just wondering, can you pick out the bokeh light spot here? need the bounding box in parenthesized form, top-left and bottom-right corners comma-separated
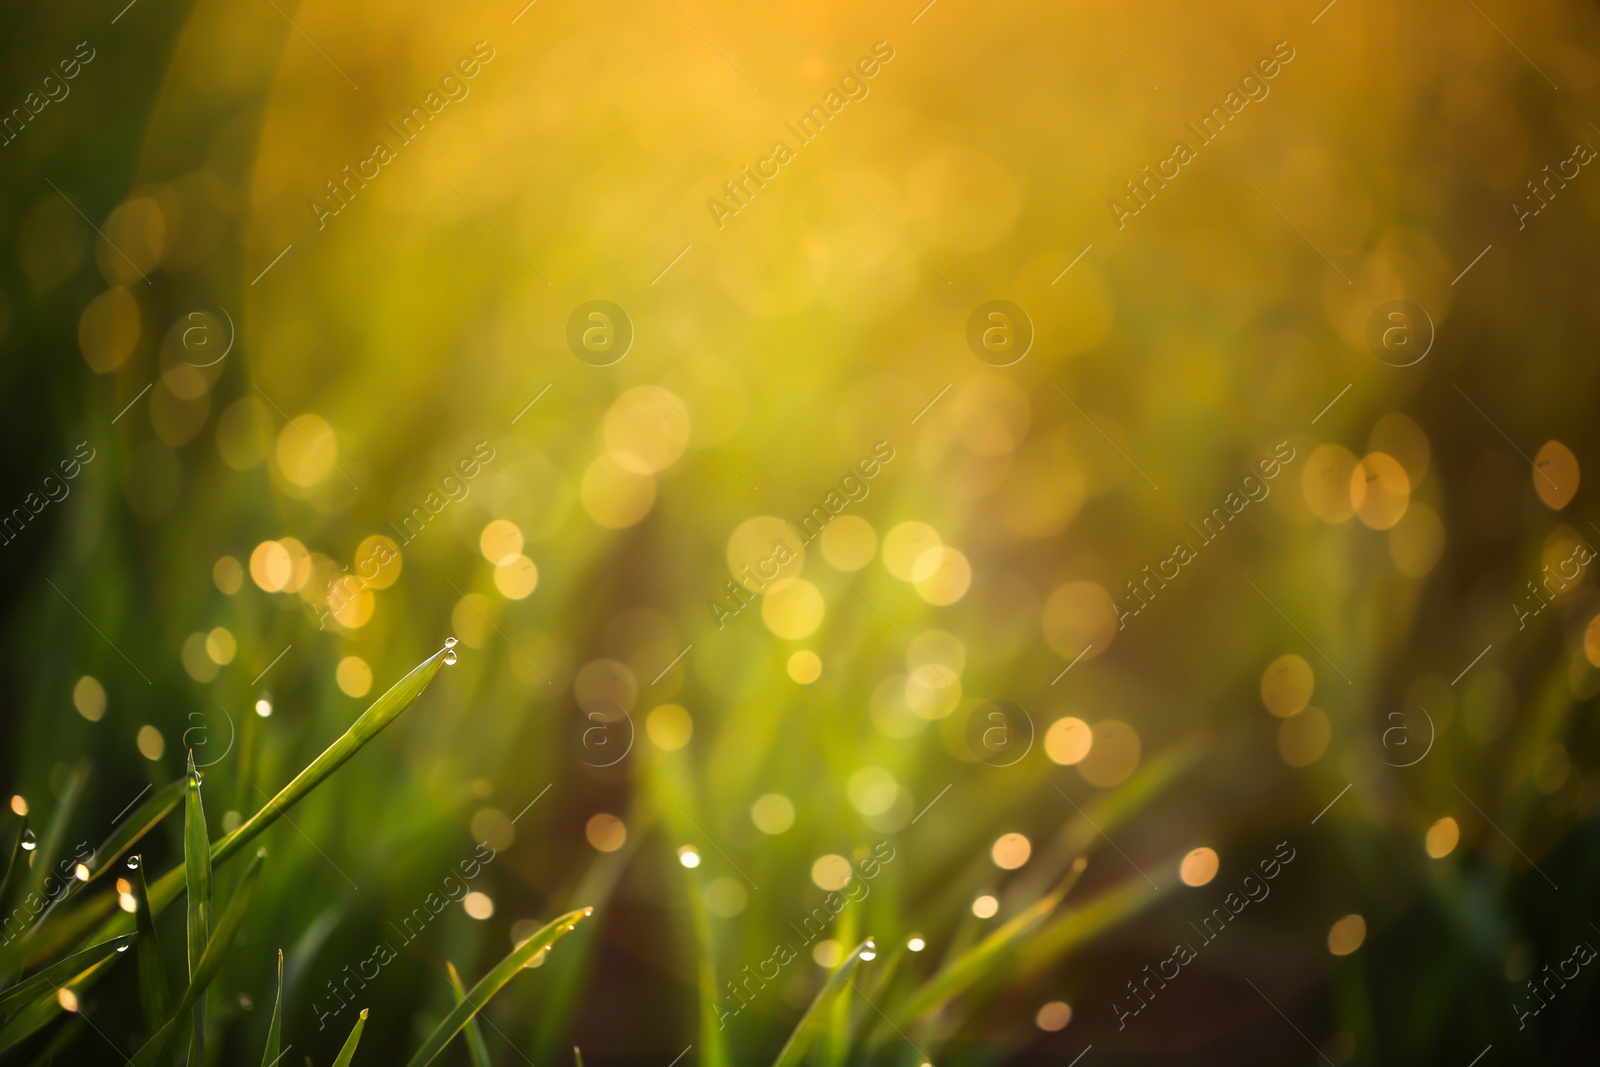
(336, 656, 372, 697)
(1328, 914, 1367, 956)
(1261, 654, 1315, 717)
(751, 794, 795, 834)
(991, 832, 1031, 870)
(787, 650, 822, 683)
(1045, 716, 1092, 765)
(585, 813, 627, 852)
(1179, 847, 1219, 887)
(1425, 817, 1459, 859)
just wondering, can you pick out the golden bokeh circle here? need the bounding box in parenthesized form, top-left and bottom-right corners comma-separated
(1078, 720, 1140, 787)
(1261, 654, 1315, 717)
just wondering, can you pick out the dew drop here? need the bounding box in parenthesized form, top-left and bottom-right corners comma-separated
(445, 636, 458, 649)
(126, 855, 141, 870)
(21, 830, 37, 852)
(255, 697, 273, 718)
(116, 944, 129, 952)
(444, 649, 458, 666)
(187, 772, 201, 788)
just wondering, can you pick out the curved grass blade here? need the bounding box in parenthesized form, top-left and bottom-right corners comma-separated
(94, 650, 450, 937)
(332, 1007, 367, 1066)
(771, 937, 873, 1067)
(132, 857, 172, 1039)
(259, 949, 283, 1067)
(4, 891, 116, 976)
(129, 848, 265, 1067)
(208, 649, 449, 871)
(403, 907, 593, 1067)
(185, 753, 212, 1066)
(0, 932, 136, 1016)
(5, 766, 86, 941)
(889, 858, 1088, 1027)
(0, 817, 27, 917)
(446, 961, 491, 1067)
(84, 777, 185, 885)
(0, 944, 125, 1052)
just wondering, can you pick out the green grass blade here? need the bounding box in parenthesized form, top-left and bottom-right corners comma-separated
(83, 651, 449, 953)
(574, 1047, 584, 1067)
(3, 891, 117, 976)
(332, 1007, 368, 1066)
(184, 753, 212, 1066)
(0, 932, 136, 1015)
(24, 764, 85, 905)
(129, 848, 265, 1067)
(890, 858, 1088, 1027)
(259, 949, 283, 1067)
(771, 937, 873, 1067)
(208, 648, 448, 871)
(403, 907, 593, 1067)
(132, 857, 172, 1039)
(0, 817, 27, 917)
(446, 961, 491, 1067)
(0, 949, 124, 1054)
(84, 778, 185, 885)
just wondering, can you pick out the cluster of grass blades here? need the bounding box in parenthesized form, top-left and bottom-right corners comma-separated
(1, 638, 1194, 1065)
(0, 645, 595, 1065)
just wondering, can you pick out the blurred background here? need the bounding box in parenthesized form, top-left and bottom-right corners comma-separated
(3, 0, 1600, 1062)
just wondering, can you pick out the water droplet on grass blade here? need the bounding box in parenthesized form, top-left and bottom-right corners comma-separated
(444, 649, 458, 665)
(445, 636, 458, 649)
(21, 830, 36, 851)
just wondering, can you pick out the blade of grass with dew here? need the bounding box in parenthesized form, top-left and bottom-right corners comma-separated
(650, 768, 728, 1067)
(770, 938, 872, 1067)
(888, 858, 1089, 1028)
(7, 889, 117, 975)
(185, 753, 212, 1066)
(0, 936, 128, 1052)
(128, 848, 265, 1067)
(0, 817, 27, 919)
(822, 906, 860, 1067)
(84, 777, 185, 886)
(332, 1007, 368, 1066)
(446, 961, 491, 1067)
(85, 651, 450, 942)
(3, 766, 86, 947)
(573, 1047, 584, 1067)
(0, 933, 136, 1015)
(259, 949, 283, 1067)
(5, 649, 450, 1051)
(133, 857, 172, 1040)
(207, 648, 448, 871)
(402, 907, 593, 1067)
